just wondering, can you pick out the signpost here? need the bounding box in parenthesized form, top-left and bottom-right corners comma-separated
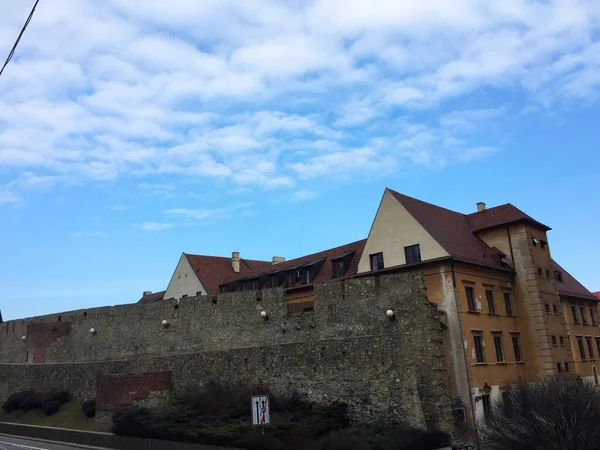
(251, 394, 270, 433)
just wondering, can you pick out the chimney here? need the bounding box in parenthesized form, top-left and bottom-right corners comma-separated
(232, 251, 240, 273)
(477, 202, 486, 213)
(272, 256, 286, 265)
(143, 291, 152, 296)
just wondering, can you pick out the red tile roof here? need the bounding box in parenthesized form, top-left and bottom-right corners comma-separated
(594, 292, 600, 301)
(551, 260, 598, 301)
(467, 204, 550, 232)
(389, 190, 509, 271)
(138, 290, 166, 303)
(185, 254, 273, 295)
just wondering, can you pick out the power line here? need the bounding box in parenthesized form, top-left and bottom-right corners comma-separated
(0, 0, 41, 79)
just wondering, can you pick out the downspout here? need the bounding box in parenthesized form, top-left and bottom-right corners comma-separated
(451, 261, 481, 450)
(506, 226, 515, 265)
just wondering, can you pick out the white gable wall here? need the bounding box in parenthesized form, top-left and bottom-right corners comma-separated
(164, 254, 207, 300)
(357, 189, 449, 273)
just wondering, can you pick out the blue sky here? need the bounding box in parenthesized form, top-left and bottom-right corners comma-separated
(1, 0, 599, 320)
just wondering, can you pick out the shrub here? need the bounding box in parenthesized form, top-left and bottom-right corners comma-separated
(317, 430, 372, 450)
(2, 391, 34, 413)
(39, 390, 70, 406)
(387, 427, 451, 450)
(481, 378, 600, 450)
(41, 400, 60, 416)
(19, 393, 41, 412)
(82, 399, 96, 418)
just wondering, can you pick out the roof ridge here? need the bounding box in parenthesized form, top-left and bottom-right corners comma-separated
(466, 203, 512, 216)
(387, 188, 467, 217)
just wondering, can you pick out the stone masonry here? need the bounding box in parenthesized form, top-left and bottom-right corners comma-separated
(0, 272, 452, 430)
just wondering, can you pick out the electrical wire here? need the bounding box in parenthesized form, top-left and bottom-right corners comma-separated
(0, 0, 41, 79)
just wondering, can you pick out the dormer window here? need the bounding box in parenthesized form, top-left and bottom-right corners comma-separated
(555, 271, 563, 283)
(285, 270, 297, 287)
(500, 256, 508, 265)
(540, 240, 547, 249)
(532, 237, 538, 246)
(331, 250, 355, 279)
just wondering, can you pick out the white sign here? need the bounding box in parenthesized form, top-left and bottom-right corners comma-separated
(251, 395, 270, 426)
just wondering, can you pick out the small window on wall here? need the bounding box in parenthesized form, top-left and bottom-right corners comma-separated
(504, 293, 514, 316)
(493, 334, 505, 362)
(512, 334, 523, 362)
(555, 271, 563, 283)
(486, 290, 496, 314)
(557, 362, 562, 373)
(370, 252, 384, 271)
(565, 362, 570, 372)
(572, 306, 580, 324)
(466, 286, 477, 312)
(595, 337, 600, 357)
(577, 336, 586, 360)
(553, 305, 558, 315)
(331, 260, 346, 279)
(590, 308, 597, 326)
(474, 335, 485, 363)
(559, 336, 564, 347)
(545, 304, 550, 314)
(538, 268, 542, 276)
(540, 240, 547, 249)
(587, 337, 595, 360)
(404, 244, 421, 265)
(552, 336, 557, 347)
(581, 307, 587, 325)
(532, 237, 538, 246)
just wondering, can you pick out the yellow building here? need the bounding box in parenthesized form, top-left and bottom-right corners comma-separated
(356, 189, 599, 424)
(144, 188, 598, 428)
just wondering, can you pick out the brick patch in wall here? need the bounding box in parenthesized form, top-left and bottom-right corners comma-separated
(96, 371, 172, 409)
(26, 322, 72, 363)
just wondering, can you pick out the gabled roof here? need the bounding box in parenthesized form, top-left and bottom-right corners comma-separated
(185, 254, 272, 295)
(551, 260, 598, 301)
(219, 239, 367, 290)
(138, 290, 166, 303)
(388, 189, 509, 271)
(467, 204, 551, 232)
(594, 292, 600, 301)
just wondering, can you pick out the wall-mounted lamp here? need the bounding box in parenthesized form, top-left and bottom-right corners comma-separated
(161, 320, 169, 328)
(386, 309, 395, 320)
(21, 336, 26, 342)
(481, 382, 492, 395)
(260, 311, 269, 321)
(89, 328, 97, 335)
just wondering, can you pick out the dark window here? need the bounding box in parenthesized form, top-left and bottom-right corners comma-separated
(560, 336, 564, 347)
(504, 293, 514, 316)
(540, 240, 547, 249)
(482, 395, 492, 420)
(572, 306, 579, 323)
(565, 362, 570, 372)
(552, 335, 557, 347)
(587, 337, 595, 360)
(581, 307, 587, 325)
(553, 304, 558, 315)
(538, 268, 542, 276)
(466, 286, 477, 312)
(546, 269, 550, 278)
(474, 335, 485, 363)
(532, 237, 538, 246)
(577, 336, 586, 360)
(557, 362, 562, 373)
(590, 308, 597, 325)
(332, 260, 346, 279)
(404, 244, 421, 265)
(486, 290, 496, 314)
(502, 391, 512, 417)
(370, 252, 384, 271)
(285, 270, 297, 287)
(512, 335, 522, 362)
(596, 338, 600, 357)
(493, 335, 504, 362)
(555, 271, 563, 283)
(545, 304, 550, 314)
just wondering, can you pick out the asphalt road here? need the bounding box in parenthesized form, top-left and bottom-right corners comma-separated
(0, 435, 97, 450)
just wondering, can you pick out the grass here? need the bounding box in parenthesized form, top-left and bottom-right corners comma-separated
(0, 400, 111, 433)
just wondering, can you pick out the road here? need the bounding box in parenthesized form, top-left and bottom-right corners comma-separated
(0, 435, 96, 450)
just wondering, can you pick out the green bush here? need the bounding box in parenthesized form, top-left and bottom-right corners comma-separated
(41, 400, 61, 416)
(19, 393, 42, 412)
(82, 399, 96, 418)
(235, 434, 287, 450)
(316, 430, 371, 450)
(386, 426, 451, 450)
(2, 391, 34, 413)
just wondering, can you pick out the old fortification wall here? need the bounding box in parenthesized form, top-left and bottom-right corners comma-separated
(0, 273, 451, 429)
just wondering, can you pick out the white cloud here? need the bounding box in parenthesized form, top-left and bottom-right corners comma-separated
(135, 222, 174, 231)
(112, 204, 130, 211)
(164, 208, 232, 221)
(0, 0, 599, 200)
(0, 190, 20, 205)
(72, 231, 107, 238)
(292, 190, 319, 202)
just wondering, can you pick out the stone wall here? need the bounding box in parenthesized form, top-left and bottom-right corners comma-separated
(0, 272, 451, 429)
